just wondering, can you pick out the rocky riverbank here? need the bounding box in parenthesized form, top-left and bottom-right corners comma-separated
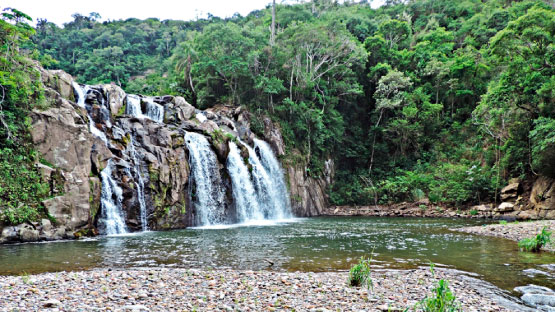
(453, 220, 555, 252)
(323, 204, 477, 218)
(0, 267, 521, 311)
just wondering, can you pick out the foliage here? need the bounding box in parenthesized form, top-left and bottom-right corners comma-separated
(25, 0, 555, 207)
(0, 7, 50, 224)
(518, 227, 552, 252)
(417, 263, 462, 312)
(348, 256, 372, 289)
(418, 279, 462, 312)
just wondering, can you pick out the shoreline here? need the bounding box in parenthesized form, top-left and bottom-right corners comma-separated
(453, 219, 555, 252)
(0, 267, 524, 311)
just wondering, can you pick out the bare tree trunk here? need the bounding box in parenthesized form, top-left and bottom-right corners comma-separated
(270, 0, 276, 46)
(368, 108, 385, 174)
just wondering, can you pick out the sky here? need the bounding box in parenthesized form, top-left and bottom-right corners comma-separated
(3, 0, 384, 26)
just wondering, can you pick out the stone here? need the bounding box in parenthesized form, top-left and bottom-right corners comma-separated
(41, 219, 53, 232)
(45, 70, 75, 102)
(173, 96, 196, 120)
(500, 182, 519, 200)
(496, 202, 514, 212)
(18, 224, 40, 242)
(43, 299, 62, 308)
(474, 204, 491, 212)
(102, 84, 126, 117)
(0, 226, 18, 243)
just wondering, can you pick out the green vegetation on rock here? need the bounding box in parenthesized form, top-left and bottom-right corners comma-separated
(0, 8, 51, 225)
(518, 227, 552, 252)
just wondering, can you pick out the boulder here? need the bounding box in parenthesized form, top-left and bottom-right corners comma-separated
(501, 182, 520, 200)
(18, 224, 40, 242)
(173, 96, 195, 120)
(102, 84, 126, 117)
(42, 69, 75, 102)
(496, 202, 515, 212)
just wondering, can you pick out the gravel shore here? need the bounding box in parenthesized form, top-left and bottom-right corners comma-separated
(453, 220, 555, 252)
(0, 267, 518, 311)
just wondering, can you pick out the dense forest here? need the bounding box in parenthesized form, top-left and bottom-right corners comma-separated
(2, 0, 555, 217)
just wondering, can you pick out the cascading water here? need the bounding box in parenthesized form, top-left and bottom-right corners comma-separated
(127, 136, 148, 231)
(126, 95, 145, 118)
(253, 139, 291, 219)
(185, 132, 226, 226)
(227, 142, 263, 222)
(145, 98, 164, 123)
(72, 81, 89, 108)
(72, 83, 108, 145)
(126, 95, 164, 123)
(98, 160, 128, 235)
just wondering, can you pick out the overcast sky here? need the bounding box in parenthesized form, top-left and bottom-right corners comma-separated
(2, 0, 384, 26)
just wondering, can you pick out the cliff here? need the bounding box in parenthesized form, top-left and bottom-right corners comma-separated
(0, 68, 331, 243)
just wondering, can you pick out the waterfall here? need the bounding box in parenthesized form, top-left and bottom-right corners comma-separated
(227, 142, 264, 222)
(72, 83, 108, 145)
(72, 82, 89, 108)
(145, 98, 164, 123)
(127, 136, 148, 231)
(126, 96, 164, 123)
(98, 160, 128, 235)
(240, 140, 291, 220)
(126, 95, 145, 118)
(253, 139, 291, 219)
(185, 132, 226, 226)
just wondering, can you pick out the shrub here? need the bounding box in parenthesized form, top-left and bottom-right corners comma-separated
(418, 279, 462, 312)
(518, 227, 552, 252)
(348, 257, 372, 289)
(499, 220, 508, 225)
(469, 209, 478, 216)
(418, 263, 462, 312)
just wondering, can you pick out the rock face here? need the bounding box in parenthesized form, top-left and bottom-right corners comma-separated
(493, 177, 555, 220)
(1, 67, 331, 243)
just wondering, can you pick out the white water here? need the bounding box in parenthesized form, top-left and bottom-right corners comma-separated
(253, 139, 291, 219)
(185, 132, 226, 226)
(72, 82, 89, 108)
(72, 83, 108, 144)
(127, 136, 148, 231)
(98, 160, 128, 235)
(241, 140, 291, 220)
(195, 112, 207, 123)
(227, 142, 264, 222)
(145, 98, 164, 123)
(126, 96, 164, 123)
(126, 95, 146, 118)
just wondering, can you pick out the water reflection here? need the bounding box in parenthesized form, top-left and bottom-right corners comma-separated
(0, 217, 553, 294)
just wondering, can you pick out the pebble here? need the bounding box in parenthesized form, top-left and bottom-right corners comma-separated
(0, 268, 512, 311)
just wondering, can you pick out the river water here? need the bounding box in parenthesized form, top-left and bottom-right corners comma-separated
(1, 217, 553, 294)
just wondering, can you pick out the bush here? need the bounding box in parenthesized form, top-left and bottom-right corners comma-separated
(419, 279, 462, 312)
(418, 263, 462, 312)
(348, 257, 372, 289)
(518, 227, 552, 252)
